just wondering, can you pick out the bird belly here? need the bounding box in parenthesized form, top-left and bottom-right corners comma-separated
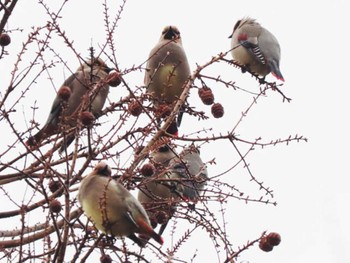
(148, 64, 185, 103)
(81, 199, 108, 234)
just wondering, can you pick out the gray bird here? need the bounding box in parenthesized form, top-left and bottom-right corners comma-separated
(78, 162, 163, 247)
(138, 145, 178, 205)
(168, 145, 208, 200)
(26, 58, 111, 151)
(138, 144, 208, 235)
(229, 17, 284, 81)
(145, 25, 191, 135)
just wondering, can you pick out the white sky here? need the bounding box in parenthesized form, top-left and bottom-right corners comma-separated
(1, 0, 350, 262)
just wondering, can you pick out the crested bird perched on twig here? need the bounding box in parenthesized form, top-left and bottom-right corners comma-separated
(78, 162, 163, 247)
(145, 25, 191, 136)
(138, 144, 208, 235)
(229, 17, 284, 82)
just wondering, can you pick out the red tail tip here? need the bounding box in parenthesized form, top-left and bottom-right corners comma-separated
(272, 72, 285, 82)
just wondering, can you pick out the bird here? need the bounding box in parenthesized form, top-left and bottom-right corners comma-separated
(168, 145, 208, 200)
(145, 25, 191, 136)
(228, 17, 284, 82)
(138, 144, 179, 235)
(138, 144, 178, 204)
(78, 162, 163, 247)
(26, 57, 112, 152)
(138, 144, 208, 235)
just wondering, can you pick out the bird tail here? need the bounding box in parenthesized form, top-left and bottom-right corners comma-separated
(26, 124, 55, 149)
(149, 230, 164, 245)
(166, 120, 179, 137)
(268, 60, 284, 81)
(26, 132, 43, 149)
(137, 218, 164, 245)
(59, 134, 75, 153)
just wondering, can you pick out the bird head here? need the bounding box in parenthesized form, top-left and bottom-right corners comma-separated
(228, 17, 257, 38)
(93, 162, 112, 177)
(79, 57, 113, 73)
(161, 25, 182, 43)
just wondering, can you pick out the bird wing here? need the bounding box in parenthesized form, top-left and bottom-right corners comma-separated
(45, 73, 78, 125)
(239, 40, 266, 65)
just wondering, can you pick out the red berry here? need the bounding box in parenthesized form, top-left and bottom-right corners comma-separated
(48, 180, 61, 193)
(155, 211, 169, 225)
(198, 87, 215, 105)
(58, 86, 72, 101)
(267, 232, 281, 246)
(0, 33, 11, 46)
(49, 199, 62, 213)
(140, 163, 155, 177)
(259, 236, 273, 252)
(107, 71, 122, 87)
(128, 100, 143, 117)
(155, 104, 171, 118)
(211, 103, 224, 118)
(100, 255, 112, 263)
(80, 111, 95, 126)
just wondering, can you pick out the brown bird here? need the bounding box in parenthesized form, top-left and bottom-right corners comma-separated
(26, 58, 111, 152)
(145, 25, 191, 135)
(78, 162, 163, 247)
(138, 144, 208, 235)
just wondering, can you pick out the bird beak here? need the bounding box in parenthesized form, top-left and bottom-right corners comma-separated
(100, 164, 110, 176)
(164, 27, 177, 40)
(228, 33, 233, 39)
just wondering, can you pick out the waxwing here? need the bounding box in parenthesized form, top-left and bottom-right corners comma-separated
(138, 144, 208, 235)
(138, 144, 179, 235)
(26, 58, 112, 152)
(168, 145, 208, 200)
(138, 145, 178, 204)
(78, 162, 163, 247)
(229, 17, 284, 81)
(145, 25, 191, 135)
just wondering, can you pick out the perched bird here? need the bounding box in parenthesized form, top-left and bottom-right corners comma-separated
(78, 162, 163, 247)
(138, 144, 208, 235)
(138, 145, 178, 204)
(145, 25, 191, 135)
(138, 144, 179, 235)
(26, 58, 112, 152)
(229, 17, 284, 82)
(168, 145, 208, 200)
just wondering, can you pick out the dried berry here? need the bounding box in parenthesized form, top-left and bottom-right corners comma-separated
(58, 86, 72, 101)
(266, 232, 281, 246)
(156, 104, 171, 118)
(134, 145, 145, 155)
(0, 33, 11, 46)
(155, 211, 169, 225)
(107, 71, 122, 87)
(49, 199, 62, 213)
(80, 111, 95, 126)
(100, 255, 112, 263)
(48, 180, 61, 193)
(198, 87, 215, 105)
(128, 100, 142, 117)
(140, 163, 154, 177)
(259, 236, 273, 252)
(211, 103, 224, 118)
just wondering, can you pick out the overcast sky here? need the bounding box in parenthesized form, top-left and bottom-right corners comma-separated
(1, 0, 349, 262)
